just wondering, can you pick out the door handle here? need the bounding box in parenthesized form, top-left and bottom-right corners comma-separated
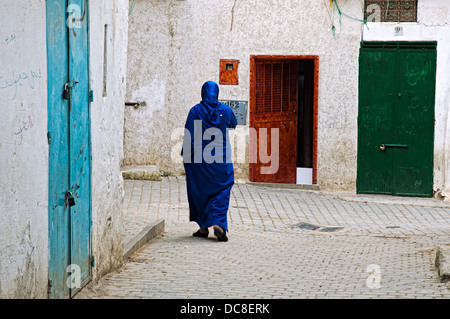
(380, 144, 409, 151)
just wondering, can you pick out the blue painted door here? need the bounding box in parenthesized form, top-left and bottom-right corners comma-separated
(47, 0, 91, 299)
(47, 0, 70, 299)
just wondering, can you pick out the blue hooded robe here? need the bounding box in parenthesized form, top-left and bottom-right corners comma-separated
(182, 81, 237, 232)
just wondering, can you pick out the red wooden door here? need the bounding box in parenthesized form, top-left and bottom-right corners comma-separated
(250, 59, 299, 183)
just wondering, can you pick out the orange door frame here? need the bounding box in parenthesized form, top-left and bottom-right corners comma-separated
(249, 55, 319, 184)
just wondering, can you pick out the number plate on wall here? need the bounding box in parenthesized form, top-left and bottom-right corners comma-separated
(220, 100, 247, 125)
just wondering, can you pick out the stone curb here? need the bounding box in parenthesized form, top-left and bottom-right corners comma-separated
(123, 219, 165, 259)
(435, 246, 450, 283)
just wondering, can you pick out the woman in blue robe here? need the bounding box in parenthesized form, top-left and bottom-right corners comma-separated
(181, 81, 237, 241)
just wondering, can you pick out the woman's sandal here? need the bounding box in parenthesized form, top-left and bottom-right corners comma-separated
(213, 227, 228, 242)
(193, 229, 209, 238)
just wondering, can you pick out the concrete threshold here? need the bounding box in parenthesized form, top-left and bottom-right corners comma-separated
(123, 219, 165, 259)
(246, 181, 320, 191)
(337, 194, 450, 208)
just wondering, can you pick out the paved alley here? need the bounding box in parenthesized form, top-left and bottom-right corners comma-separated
(76, 177, 450, 299)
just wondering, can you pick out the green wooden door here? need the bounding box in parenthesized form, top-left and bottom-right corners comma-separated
(357, 42, 436, 197)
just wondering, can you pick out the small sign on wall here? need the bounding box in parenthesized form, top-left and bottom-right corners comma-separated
(220, 100, 247, 125)
(219, 59, 239, 85)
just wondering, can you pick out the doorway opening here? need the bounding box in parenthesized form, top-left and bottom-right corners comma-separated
(296, 59, 315, 184)
(249, 55, 318, 185)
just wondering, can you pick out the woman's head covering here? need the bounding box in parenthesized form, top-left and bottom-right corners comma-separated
(201, 81, 220, 108)
(199, 81, 222, 127)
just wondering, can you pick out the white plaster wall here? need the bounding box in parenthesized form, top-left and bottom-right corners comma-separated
(126, 0, 450, 196)
(89, 0, 128, 282)
(0, 0, 128, 298)
(126, 0, 362, 191)
(363, 0, 450, 197)
(0, 0, 49, 298)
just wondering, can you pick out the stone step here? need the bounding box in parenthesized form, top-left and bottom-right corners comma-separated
(436, 246, 450, 284)
(121, 164, 162, 181)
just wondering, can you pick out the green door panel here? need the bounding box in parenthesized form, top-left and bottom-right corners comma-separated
(357, 43, 436, 197)
(394, 50, 436, 196)
(357, 49, 396, 195)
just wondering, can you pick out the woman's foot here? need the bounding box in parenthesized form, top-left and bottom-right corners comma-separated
(193, 229, 209, 238)
(213, 225, 228, 242)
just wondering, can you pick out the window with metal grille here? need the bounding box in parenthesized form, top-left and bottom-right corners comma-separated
(364, 0, 418, 22)
(254, 61, 298, 115)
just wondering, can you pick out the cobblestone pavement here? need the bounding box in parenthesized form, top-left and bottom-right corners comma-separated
(77, 177, 450, 299)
